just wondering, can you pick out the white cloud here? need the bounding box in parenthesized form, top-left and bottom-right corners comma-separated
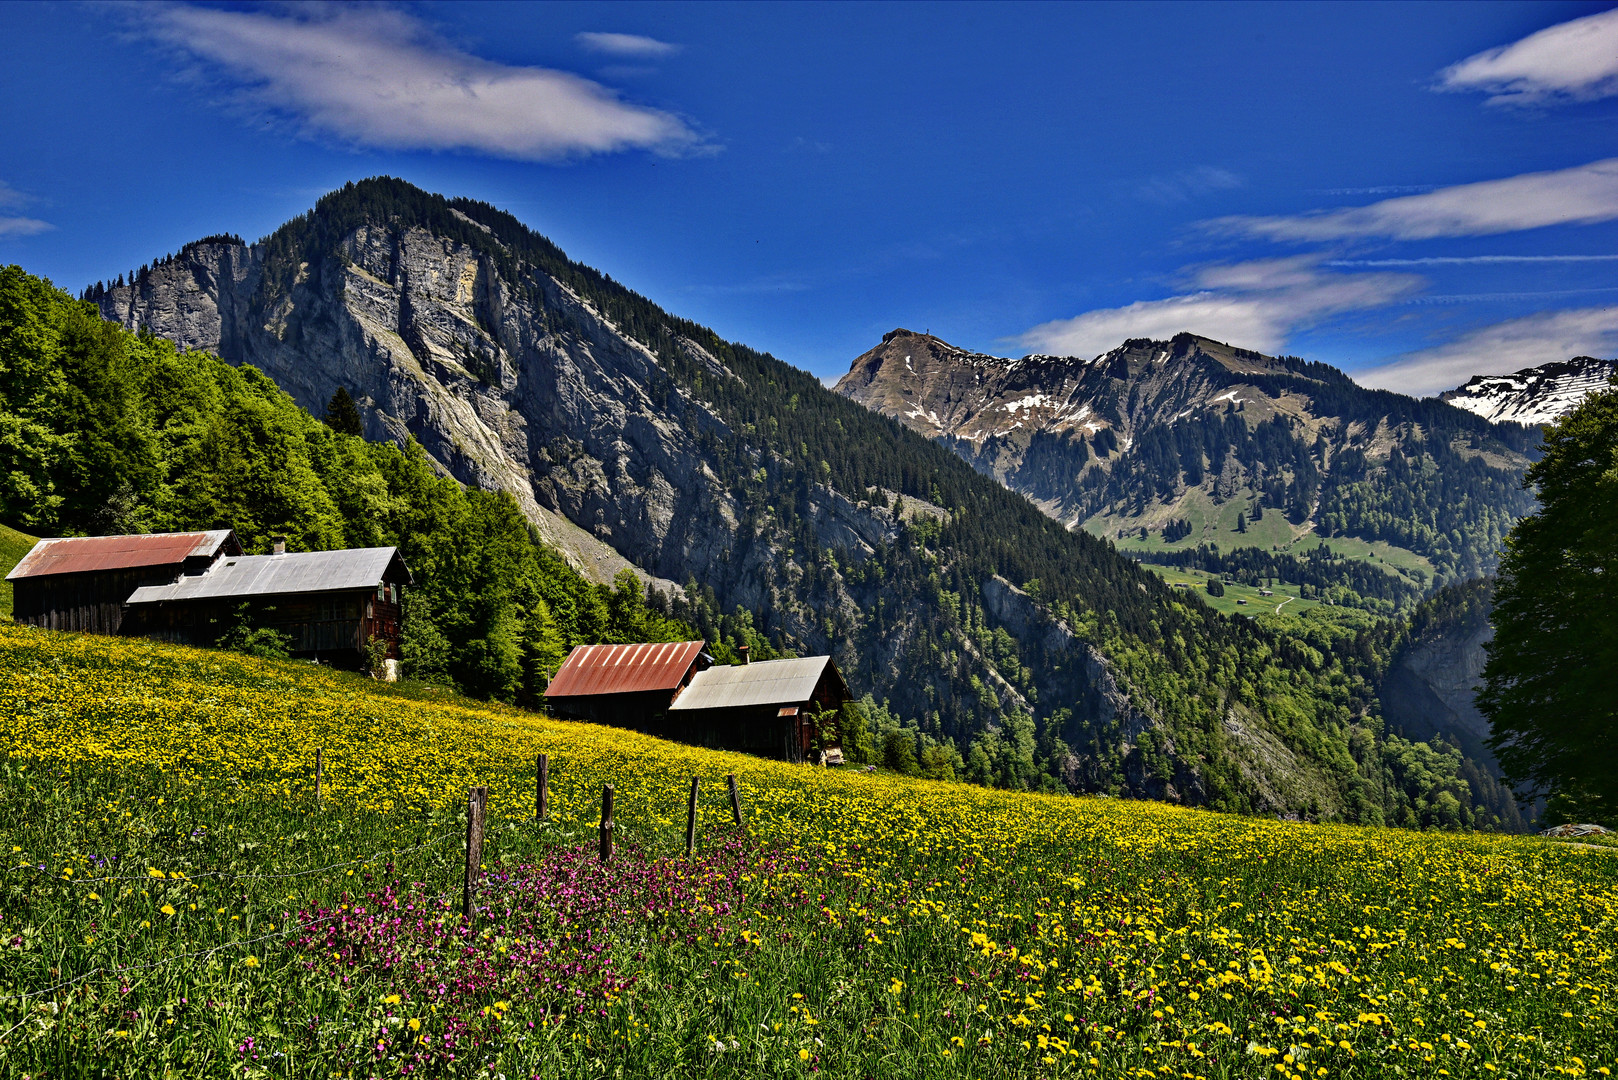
(1436, 8, 1618, 106)
(0, 217, 53, 237)
(1354, 307, 1618, 396)
(136, 5, 706, 161)
(1210, 159, 1618, 241)
(0, 181, 50, 236)
(1017, 256, 1420, 358)
(575, 32, 681, 58)
(0, 180, 32, 209)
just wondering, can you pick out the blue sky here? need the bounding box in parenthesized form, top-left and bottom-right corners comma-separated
(3, 1, 1617, 395)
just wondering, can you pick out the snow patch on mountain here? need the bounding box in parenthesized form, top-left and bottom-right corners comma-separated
(1440, 356, 1617, 426)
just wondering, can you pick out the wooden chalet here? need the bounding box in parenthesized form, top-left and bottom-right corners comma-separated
(6, 530, 241, 635)
(122, 545, 412, 668)
(545, 642, 851, 763)
(7, 530, 411, 669)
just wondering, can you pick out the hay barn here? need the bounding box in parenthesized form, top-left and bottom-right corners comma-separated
(545, 642, 851, 763)
(7, 531, 411, 668)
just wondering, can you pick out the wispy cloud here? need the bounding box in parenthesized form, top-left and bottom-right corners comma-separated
(1135, 166, 1243, 206)
(134, 5, 708, 161)
(0, 180, 51, 237)
(1354, 307, 1618, 396)
(575, 32, 681, 58)
(0, 217, 53, 237)
(1436, 8, 1618, 107)
(1017, 256, 1420, 358)
(1329, 254, 1618, 267)
(1317, 184, 1436, 197)
(1209, 159, 1618, 242)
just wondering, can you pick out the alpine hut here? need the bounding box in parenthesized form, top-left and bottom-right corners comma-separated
(6, 530, 241, 635)
(121, 543, 412, 668)
(545, 642, 851, 763)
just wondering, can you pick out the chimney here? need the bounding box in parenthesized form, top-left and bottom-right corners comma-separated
(271, 536, 286, 556)
(738, 644, 750, 665)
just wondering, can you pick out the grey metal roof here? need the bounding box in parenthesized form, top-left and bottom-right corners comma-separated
(125, 547, 409, 605)
(669, 656, 834, 712)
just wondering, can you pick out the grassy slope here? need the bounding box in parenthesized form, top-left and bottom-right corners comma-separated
(0, 522, 37, 618)
(1138, 563, 1319, 618)
(3, 624, 1616, 1077)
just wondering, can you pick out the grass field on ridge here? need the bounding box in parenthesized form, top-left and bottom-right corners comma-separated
(1, 623, 1615, 1078)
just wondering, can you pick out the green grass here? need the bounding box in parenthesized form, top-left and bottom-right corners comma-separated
(1282, 533, 1433, 582)
(6, 629, 1618, 1078)
(0, 522, 37, 619)
(1141, 563, 1319, 618)
(1086, 486, 1298, 555)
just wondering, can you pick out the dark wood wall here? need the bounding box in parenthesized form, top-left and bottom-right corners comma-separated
(124, 588, 403, 667)
(11, 567, 182, 635)
(561, 668, 850, 764)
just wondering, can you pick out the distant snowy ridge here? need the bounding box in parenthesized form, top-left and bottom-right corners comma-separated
(1440, 356, 1618, 426)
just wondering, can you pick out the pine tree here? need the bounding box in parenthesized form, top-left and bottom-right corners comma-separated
(1481, 383, 1618, 823)
(324, 387, 364, 436)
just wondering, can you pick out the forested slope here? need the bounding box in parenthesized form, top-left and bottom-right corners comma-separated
(0, 266, 693, 700)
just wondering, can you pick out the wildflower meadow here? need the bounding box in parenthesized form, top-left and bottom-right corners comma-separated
(1, 622, 1614, 1078)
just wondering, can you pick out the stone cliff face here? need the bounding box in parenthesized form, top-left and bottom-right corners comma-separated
(102, 229, 726, 589)
(1380, 600, 1495, 766)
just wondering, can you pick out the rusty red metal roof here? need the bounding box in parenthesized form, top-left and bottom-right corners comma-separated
(5, 530, 239, 581)
(544, 641, 708, 699)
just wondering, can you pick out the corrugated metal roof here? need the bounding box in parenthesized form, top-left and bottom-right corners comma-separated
(545, 641, 708, 699)
(5, 530, 237, 581)
(669, 656, 835, 712)
(124, 547, 409, 604)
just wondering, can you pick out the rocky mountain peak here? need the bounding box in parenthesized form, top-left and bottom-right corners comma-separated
(1440, 355, 1617, 426)
(835, 325, 1538, 580)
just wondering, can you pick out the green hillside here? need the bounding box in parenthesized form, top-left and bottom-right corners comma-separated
(0, 521, 35, 618)
(2, 625, 1612, 1078)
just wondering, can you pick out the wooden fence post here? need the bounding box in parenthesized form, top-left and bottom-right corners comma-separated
(599, 783, 614, 863)
(462, 786, 488, 921)
(314, 748, 323, 810)
(728, 773, 746, 830)
(685, 776, 700, 858)
(536, 753, 549, 821)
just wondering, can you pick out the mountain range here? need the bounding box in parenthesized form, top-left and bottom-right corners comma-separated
(80, 177, 1528, 826)
(836, 329, 1543, 588)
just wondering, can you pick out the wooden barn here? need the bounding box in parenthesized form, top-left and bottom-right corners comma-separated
(122, 545, 412, 668)
(542, 641, 714, 729)
(545, 642, 851, 763)
(6, 530, 411, 670)
(6, 530, 241, 635)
